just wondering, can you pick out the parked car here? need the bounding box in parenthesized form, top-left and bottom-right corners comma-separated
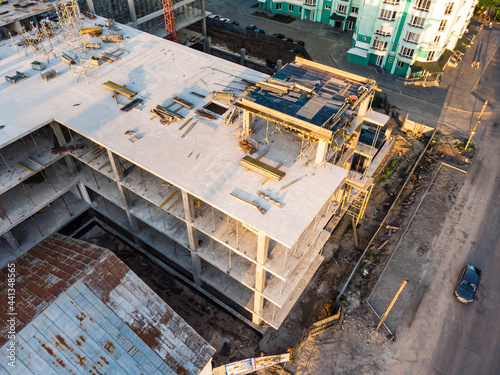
(218, 18, 231, 23)
(246, 24, 257, 31)
(254, 29, 265, 34)
(293, 40, 305, 46)
(455, 264, 481, 303)
(208, 14, 220, 20)
(228, 21, 239, 25)
(282, 37, 294, 43)
(272, 33, 285, 39)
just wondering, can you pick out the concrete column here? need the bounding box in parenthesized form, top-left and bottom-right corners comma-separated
(242, 111, 253, 136)
(276, 59, 282, 72)
(50, 122, 77, 175)
(125, 210, 146, 247)
(204, 36, 211, 54)
(127, 0, 137, 23)
(253, 231, 269, 325)
(357, 97, 369, 117)
(201, 0, 207, 37)
(182, 190, 203, 285)
(240, 48, 246, 66)
(86, 0, 95, 13)
(3, 231, 21, 253)
(107, 149, 133, 209)
(315, 139, 329, 164)
(78, 182, 92, 205)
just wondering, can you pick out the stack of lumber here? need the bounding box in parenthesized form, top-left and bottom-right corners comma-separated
(102, 81, 137, 98)
(240, 156, 286, 181)
(195, 109, 217, 120)
(151, 105, 184, 124)
(238, 138, 257, 153)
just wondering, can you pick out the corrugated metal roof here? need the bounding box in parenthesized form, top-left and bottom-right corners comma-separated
(0, 234, 214, 374)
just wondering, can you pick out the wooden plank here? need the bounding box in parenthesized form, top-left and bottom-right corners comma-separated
(261, 162, 283, 185)
(102, 81, 137, 98)
(240, 156, 286, 181)
(120, 98, 142, 112)
(295, 56, 370, 84)
(181, 121, 197, 138)
(257, 191, 284, 208)
(172, 96, 194, 109)
(178, 118, 193, 131)
(230, 191, 267, 215)
(247, 149, 268, 171)
(17, 162, 36, 174)
(156, 105, 185, 120)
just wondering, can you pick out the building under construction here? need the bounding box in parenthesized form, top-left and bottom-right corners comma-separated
(0, 1, 393, 330)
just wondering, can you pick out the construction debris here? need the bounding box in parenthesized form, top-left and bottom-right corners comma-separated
(61, 53, 76, 65)
(102, 81, 137, 98)
(181, 121, 197, 138)
(51, 145, 83, 154)
(257, 191, 284, 208)
(172, 96, 194, 109)
(151, 104, 185, 124)
(211, 91, 235, 101)
(40, 69, 58, 81)
(238, 138, 257, 153)
(241, 156, 286, 181)
(195, 108, 217, 120)
(230, 190, 267, 215)
(4, 71, 27, 84)
(31, 61, 45, 71)
(120, 98, 143, 112)
(82, 11, 96, 19)
(80, 26, 102, 35)
(101, 34, 124, 43)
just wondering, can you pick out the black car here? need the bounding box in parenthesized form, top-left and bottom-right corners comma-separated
(293, 40, 305, 46)
(455, 264, 481, 303)
(272, 33, 285, 39)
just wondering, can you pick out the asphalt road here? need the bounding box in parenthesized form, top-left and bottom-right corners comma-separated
(390, 27, 500, 375)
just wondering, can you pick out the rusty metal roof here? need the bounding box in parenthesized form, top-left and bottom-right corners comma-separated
(0, 233, 215, 374)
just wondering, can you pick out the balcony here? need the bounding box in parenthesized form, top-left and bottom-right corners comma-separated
(408, 22, 424, 29)
(398, 52, 414, 60)
(374, 31, 391, 37)
(382, 0, 401, 4)
(372, 45, 388, 51)
(413, 6, 430, 12)
(379, 16, 396, 22)
(403, 38, 419, 45)
(304, 0, 317, 7)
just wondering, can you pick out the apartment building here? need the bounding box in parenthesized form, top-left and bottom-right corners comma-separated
(347, 0, 478, 75)
(0, 1, 392, 331)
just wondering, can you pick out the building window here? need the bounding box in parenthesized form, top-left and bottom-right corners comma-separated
(430, 35, 441, 47)
(372, 39, 388, 51)
(409, 15, 425, 28)
(310, 10, 315, 20)
(427, 51, 436, 61)
(325, 4, 331, 10)
(414, 0, 431, 12)
(375, 24, 392, 36)
(336, 4, 347, 14)
(376, 55, 384, 66)
(397, 60, 405, 68)
(299, 7, 302, 14)
(404, 31, 420, 44)
(276, 3, 282, 10)
(444, 2, 454, 15)
(379, 9, 397, 21)
(383, 0, 401, 4)
(304, 0, 317, 6)
(399, 46, 415, 58)
(289, 4, 294, 12)
(347, 20, 354, 30)
(351, 6, 359, 14)
(438, 20, 447, 31)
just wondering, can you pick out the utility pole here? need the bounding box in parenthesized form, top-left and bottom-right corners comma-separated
(376, 278, 408, 331)
(465, 100, 488, 150)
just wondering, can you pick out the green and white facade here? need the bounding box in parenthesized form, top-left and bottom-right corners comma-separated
(262, 0, 478, 76)
(260, 0, 361, 30)
(347, 0, 478, 76)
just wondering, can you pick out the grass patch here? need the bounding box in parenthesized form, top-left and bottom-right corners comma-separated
(252, 11, 296, 24)
(454, 137, 475, 150)
(250, 3, 259, 8)
(380, 158, 400, 182)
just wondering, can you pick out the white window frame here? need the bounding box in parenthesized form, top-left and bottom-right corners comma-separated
(310, 10, 315, 20)
(414, 0, 431, 12)
(347, 20, 354, 30)
(397, 60, 404, 68)
(427, 51, 436, 61)
(304, 0, 317, 6)
(438, 20, 447, 31)
(444, 2, 454, 15)
(289, 4, 294, 12)
(372, 39, 388, 51)
(376, 55, 384, 66)
(325, 5, 331, 10)
(379, 9, 397, 21)
(404, 31, 420, 44)
(351, 6, 359, 14)
(336, 4, 347, 14)
(276, 3, 282, 11)
(383, 0, 401, 4)
(409, 15, 425, 28)
(400, 46, 415, 59)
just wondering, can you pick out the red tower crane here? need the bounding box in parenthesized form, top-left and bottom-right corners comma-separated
(162, 0, 178, 43)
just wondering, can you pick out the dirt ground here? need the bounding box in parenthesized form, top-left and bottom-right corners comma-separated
(188, 23, 304, 65)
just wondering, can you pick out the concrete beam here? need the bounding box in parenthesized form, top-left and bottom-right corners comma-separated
(127, 0, 137, 23)
(201, 0, 207, 37)
(3, 231, 21, 253)
(358, 98, 369, 117)
(240, 48, 246, 66)
(182, 190, 203, 285)
(242, 111, 253, 137)
(86, 0, 95, 13)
